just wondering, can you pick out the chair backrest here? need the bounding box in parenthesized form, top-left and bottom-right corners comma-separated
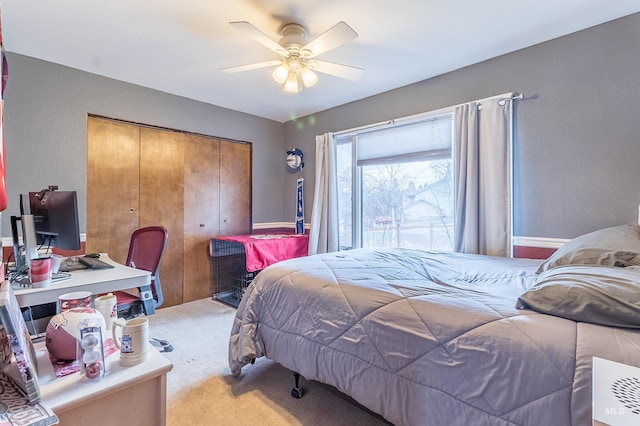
(126, 226, 168, 308)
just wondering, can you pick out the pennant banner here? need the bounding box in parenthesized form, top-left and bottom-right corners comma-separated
(296, 178, 304, 234)
(0, 4, 8, 212)
(0, 44, 7, 212)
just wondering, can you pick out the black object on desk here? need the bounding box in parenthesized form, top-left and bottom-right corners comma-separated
(59, 256, 115, 272)
(78, 256, 114, 269)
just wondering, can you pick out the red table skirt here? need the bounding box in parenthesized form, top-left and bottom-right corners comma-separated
(213, 233, 309, 272)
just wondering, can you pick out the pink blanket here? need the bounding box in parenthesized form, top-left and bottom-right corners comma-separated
(215, 234, 309, 272)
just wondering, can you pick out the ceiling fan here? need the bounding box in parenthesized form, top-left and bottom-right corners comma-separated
(221, 21, 365, 93)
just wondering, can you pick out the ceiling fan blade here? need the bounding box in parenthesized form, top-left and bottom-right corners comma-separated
(311, 60, 364, 81)
(221, 60, 282, 73)
(302, 21, 358, 58)
(229, 21, 288, 56)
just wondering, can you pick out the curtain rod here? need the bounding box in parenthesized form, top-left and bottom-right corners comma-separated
(333, 92, 524, 137)
(475, 92, 524, 104)
(477, 92, 524, 110)
(493, 92, 524, 106)
(333, 103, 456, 137)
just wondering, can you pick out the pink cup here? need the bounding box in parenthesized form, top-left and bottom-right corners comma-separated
(29, 257, 54, 288)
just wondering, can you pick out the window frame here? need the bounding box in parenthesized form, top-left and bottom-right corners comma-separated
(336, 111, 455, 250)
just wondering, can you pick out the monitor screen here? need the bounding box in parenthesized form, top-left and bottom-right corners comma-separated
(29, 189, 81, 251)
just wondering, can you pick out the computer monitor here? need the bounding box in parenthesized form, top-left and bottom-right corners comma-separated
(10, 213, 38, 272)
(29, 189, 81, 251)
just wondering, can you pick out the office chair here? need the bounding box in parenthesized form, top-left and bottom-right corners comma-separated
(111, 226, 172, 352)
(113, 226, 168, 318)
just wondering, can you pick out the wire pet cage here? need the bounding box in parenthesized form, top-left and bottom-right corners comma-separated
(210, 238, 259, 308)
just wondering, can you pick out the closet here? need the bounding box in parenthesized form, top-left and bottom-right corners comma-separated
(86, 115, 252, 307)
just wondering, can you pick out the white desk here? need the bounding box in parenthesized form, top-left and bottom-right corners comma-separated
(13, 254, 150, 307)
(35, 341, 173, 425)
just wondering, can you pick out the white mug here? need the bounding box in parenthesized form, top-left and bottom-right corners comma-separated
(51, 254, 64, 274)
(93, 293, 117, 329)
(112, 317, 149, 367)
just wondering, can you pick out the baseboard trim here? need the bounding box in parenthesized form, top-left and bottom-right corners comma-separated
(252, 222, 310, 230)
(1, 230, 565, 251)
(512, 236, 568, 249)
(2, 233, 87, 248)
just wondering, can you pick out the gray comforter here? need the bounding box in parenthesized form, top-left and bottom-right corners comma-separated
(229, 248, 640, 425)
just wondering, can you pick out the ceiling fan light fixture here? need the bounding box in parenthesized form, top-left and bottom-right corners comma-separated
(272, 63, 289, 84)
(301, 66, 318, 88)
(226, 20, 362, 94)
(283, 71, 300, 93)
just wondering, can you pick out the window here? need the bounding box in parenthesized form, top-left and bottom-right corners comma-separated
(336, 113, 454, 251)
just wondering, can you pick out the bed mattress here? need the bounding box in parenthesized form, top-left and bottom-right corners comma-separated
(229, 248, 640, 425)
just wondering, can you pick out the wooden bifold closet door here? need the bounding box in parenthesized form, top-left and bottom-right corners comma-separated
(87, 116, 252, 307)
(183, 134, 220, 303)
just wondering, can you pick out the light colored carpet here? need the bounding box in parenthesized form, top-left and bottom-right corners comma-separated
(147, 298, 389, 426)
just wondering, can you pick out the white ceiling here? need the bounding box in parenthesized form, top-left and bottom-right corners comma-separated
(3, 1, 640, 123)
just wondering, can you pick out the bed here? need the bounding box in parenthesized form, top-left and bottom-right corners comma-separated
(229, 223, 640, 425)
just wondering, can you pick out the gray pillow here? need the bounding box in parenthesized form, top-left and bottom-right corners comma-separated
(536, 223, 640, 273)
(516, 264, 640, 328)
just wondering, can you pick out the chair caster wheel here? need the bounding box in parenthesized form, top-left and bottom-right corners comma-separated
(291, 387, 303, 399)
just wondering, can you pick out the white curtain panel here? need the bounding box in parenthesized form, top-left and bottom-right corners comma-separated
(454, 102, 480, 254)
(308, 133, 339, 255)
(454, 97, 512, 256)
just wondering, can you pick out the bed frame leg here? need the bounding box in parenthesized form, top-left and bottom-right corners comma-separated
(291, 372, 303, 398)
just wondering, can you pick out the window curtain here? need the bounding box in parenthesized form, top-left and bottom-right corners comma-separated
(454, 97, 512, 256)
(308, 133, 339, 255)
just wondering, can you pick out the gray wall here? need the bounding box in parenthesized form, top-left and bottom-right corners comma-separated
(2, 53, 284, 237)
(284, 13, 640, 239)
(6, 13, 640, 242)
